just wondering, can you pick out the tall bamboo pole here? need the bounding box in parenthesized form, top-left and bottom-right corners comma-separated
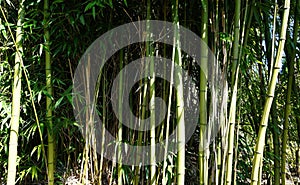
(225, 0, 240, 184)
(281, 0, 299, 183)
(6, 0, 25, 184)
(271, 97, 280, 185)
(250, 0, 290, 184)
(172, 0, 185, 184)
(199, 0, 208, 184)
(146, 0, 156, 183)
(44, 0, 55, 183)
(161, 1, 172, 184)
(117, 49, 124, 185)
(225, 66, 239, 185)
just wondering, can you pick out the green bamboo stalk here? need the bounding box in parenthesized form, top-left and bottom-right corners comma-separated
(149, 44, 156, 185)
(44, 0, 55, 184)
(233, 110, 240, 185)
(225, 0, 240, 184)
(230, 0, 241, 86)
(264, 5, 280, 183)
(117, 49, 124, 185)
(98, 11, 111, 185)
(161, 1, 171, 183)
(199, 0, 208, 184)
(269, 3, 278, 82)
(281, 0, 299, 183)
(99, 71, 106, 185)
(271, 99, 280, 185)
(220, 2, 229, 184)
(133, 28, 150, 185)
(145, 1, 156, 183)
(225, 66, 239, 185)
(296, 115, 300, 178)
(6, 1, 25, 184)
(250, 0, 290, 184)
(133, 71, 148, 185)
(80, 55, 91, 184)
(294, 60, 300, 182)
(172, 0, 185, 184)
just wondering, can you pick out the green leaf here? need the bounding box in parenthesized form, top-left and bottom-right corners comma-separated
(92, 7, 96, 20)
(54, 96, 64, 109)
(54, 0, 64, 3)
(108, 0, 113, 8)
(0, 24, 7, 40)
(31, 166, 37, 180)
(79, 15, 85, 25)
(84, 2, 96, 12)
(42, 90, 54, 100)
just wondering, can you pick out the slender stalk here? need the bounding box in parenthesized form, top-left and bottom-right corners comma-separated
(225, 0, 240, 184)
(199, 0, 208, 184)
(271, 99, 280, 185)
(99, 71, 106, 185)
(161, 1, 172, 184)
(269, 2, 278, 82)
(233, 110, 240, 185)
(80, 55, 91, 184)
(225, 66, 239, 185)
(44, 0, 55, 184)
(230, 0, 240, 85)
(281, 0, 298, 183)
(133, 68, 148, 185)
(220, 1, 229, 183)
(172, 0, 185, 184)
(250, 0, 290, 184)
(6, 1, 25, 184)
(296, 115, 300, 178)
(145, 1, 156, 183)
(117, 49, 124, 185)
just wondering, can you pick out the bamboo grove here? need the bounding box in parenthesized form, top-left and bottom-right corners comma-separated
(0, 0, 300, 184)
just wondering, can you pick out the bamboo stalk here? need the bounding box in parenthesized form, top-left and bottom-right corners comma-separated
(145, 1, 157, 183)
(172, 0, 185, 184)
(161, 2, 171, 184)
(6, 1, 25, 184)
(225, 0, 240, 184)
(271, 98, 280, 185)
(199, 0, 208, 184)
(250, 0, 290, 184)
(117, 49, 124, 185)
(281, 0, 299, 183)
(44, 0, 55, 183)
